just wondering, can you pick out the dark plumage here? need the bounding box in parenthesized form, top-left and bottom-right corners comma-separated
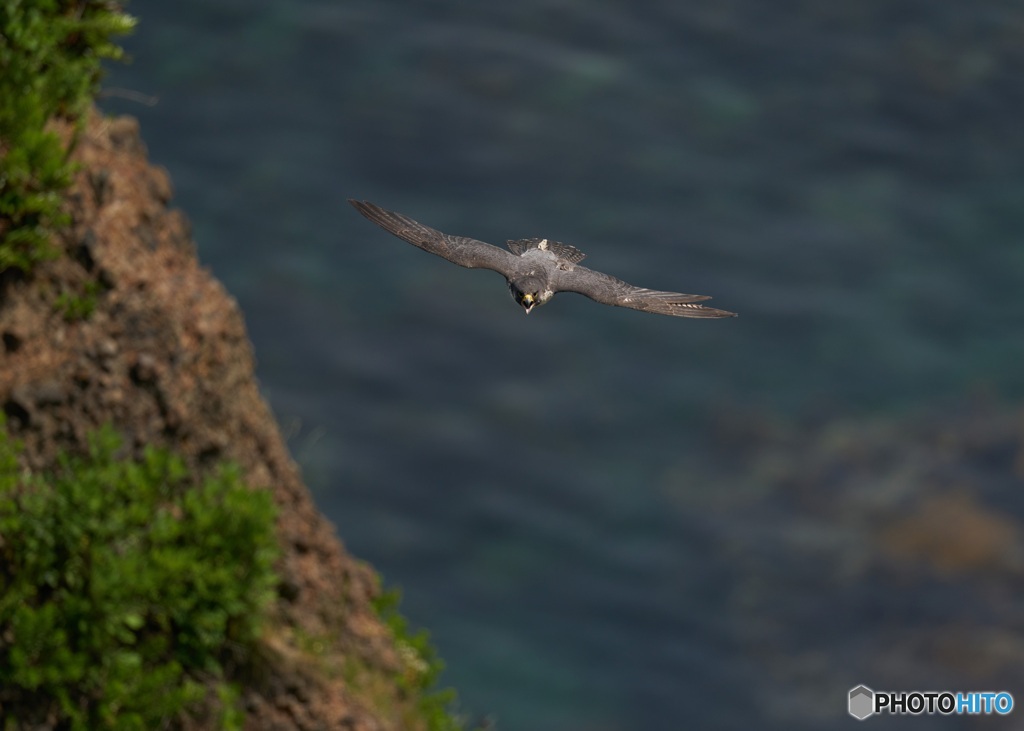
(349, 200, 737, 319)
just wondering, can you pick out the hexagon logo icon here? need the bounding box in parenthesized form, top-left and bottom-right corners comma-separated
(849, 685, 874, 720)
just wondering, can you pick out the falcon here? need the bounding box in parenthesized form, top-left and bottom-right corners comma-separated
(349, 200, 737, 319)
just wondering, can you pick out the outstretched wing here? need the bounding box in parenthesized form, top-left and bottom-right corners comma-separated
(349, 200, 517, 274)
(554, 265, 737, 318)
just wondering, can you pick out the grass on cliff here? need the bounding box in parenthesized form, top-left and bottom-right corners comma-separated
(372, 586, 481, 731)
(0, 420, 280, 730)
(0, 0, 135, 272)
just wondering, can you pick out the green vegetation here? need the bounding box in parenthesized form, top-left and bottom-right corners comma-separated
(291, 582, 482, 731)
(0, 0, 135, 271)
(372, 587, 480, 731)
(0, 420, 280, 730)
(54, 277, 103, 320)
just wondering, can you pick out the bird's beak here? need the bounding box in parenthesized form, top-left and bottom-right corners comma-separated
(521, 295, 534, 314)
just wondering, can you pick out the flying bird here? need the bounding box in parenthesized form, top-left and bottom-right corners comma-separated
(349, 200, 737, 319)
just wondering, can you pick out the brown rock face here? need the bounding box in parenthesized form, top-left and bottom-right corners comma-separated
(0, 111, 415, 729)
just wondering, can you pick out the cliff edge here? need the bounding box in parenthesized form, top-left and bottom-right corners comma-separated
(0, 109, 439, 730)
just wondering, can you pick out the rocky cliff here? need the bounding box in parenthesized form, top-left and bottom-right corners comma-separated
(0, 109, 437, 730)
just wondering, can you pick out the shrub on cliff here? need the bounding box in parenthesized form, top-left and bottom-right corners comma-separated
(0, 0, 135, 271)
(0, 421, 280, 729)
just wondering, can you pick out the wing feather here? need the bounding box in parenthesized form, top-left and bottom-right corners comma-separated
(349, 200, 516, 274)
(554, 265, 737, 318)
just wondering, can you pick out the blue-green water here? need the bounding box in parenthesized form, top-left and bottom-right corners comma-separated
(102, 2, 1024, 728)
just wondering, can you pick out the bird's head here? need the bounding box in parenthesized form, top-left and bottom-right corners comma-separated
(510, 277, 545, 314)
